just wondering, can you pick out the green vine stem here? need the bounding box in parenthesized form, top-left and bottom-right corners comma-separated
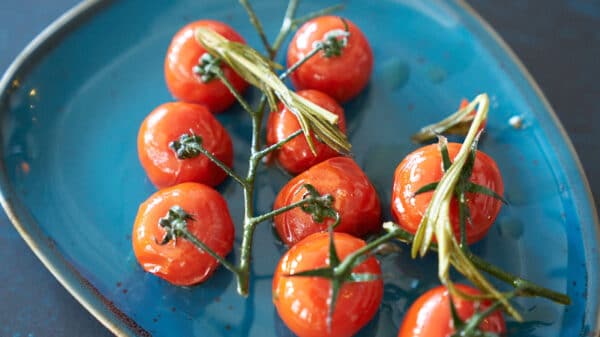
(239, 0, 273, 57)
(380, 222, 570, 305)
(252, 129, 302, 161)
(450, 290, 517, 337)
(201, 147, 246, 187)
(156, 4, 570, 329)
(156, 2, 347, 296)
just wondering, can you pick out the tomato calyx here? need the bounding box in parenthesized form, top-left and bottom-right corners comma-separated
(284, 229, 381, 331)
(154, 204, 238, 273)
(313, 19, 350, 58)
(156, 205, 194, 245)
(169, 131, 204, 160)
(298, 183, 340, 226)
(192, 52, 223, 83)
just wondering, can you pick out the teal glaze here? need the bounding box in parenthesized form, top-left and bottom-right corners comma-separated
(0, 0, 597, 336)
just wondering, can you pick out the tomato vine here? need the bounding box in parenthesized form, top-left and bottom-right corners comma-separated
(134, 0, 572, 335)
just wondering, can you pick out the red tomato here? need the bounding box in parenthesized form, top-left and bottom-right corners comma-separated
(391, 142, 503, 244)
(137, 102, 233, 188)
(132, 182, 235, 286)
(273, 157, 381, 246)
(164, 20, 249, 113)
(273, 232, 383, 337)
(287, 16, 373, 102)
(266, 89, 347, 174)
(398, 284, 506, 337)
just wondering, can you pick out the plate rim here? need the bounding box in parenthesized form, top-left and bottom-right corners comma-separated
(0, 0, 598, 336)
(0, 0, 150, 336)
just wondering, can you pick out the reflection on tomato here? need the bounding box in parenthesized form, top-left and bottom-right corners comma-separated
(287, 16, 373, 102)
(398, 284, 506, 337)
(273, 157, 382, 246)
(165, 20, 248, 113)
(132, 182, 234, 286)
(266, 89, 347, 174)
(391, 142, 503, 244)
(273, 232, 383, 337)
(137, 102, 233, 188)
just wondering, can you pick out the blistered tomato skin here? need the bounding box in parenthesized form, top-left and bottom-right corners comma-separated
(266, 89, 347, 174)
(273, 232, 383, 337)
(137, 102, 233, 189)
(391, 142, 504, 244)
(287, 16, 373, 102)
(132, 182, 235, 286)
(164, 20, 249, 113)
(273, 157, 382, 246)
(398, 284, 506, 337)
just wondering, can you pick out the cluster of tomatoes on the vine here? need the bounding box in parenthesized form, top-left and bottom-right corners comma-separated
(132, 13, 507, 337)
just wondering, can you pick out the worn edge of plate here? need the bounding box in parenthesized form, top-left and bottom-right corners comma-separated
(0, 0, 597, 336)
(454, 0, 600, 334)
(0, 0, 148, 336)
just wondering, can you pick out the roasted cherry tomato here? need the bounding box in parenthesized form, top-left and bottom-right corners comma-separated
(398, 284, 506, 337)
(287, 16, 373, 102)
(165, 20, 249, 113)
(273, 157, 381, 246)
(266, 89, 347, 174)
(138, 101, 233, 189)
(132, 182, 235, 286)
(391, 142, 503, 244)
(273, 232, 383, 337)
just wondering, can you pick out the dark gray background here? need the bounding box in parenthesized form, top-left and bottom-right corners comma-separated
(0, 0, 598, 336)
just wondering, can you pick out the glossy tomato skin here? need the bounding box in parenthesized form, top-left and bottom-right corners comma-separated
(138, 102, 233, 189)
(266, 89, 347, 174)
(287, 16, 373, 102)
(165, 20, 248, 113)
(391, 142, 503, 244)
(398, 284, 506, 337)
(273, 157, 382, 246)
(273, 232, 383, 337)
(132, 182, 235, 286)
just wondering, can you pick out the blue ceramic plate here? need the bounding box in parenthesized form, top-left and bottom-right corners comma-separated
(0, 0, 598, 336)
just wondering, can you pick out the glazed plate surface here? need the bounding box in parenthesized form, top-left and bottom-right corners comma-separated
(0, 0, 598, 336)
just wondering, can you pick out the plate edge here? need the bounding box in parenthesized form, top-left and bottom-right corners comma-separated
(0, 0, 148, 336)
(455, 0, 600, 334)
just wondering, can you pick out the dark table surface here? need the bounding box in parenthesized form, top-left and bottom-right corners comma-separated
(1, 0, 598, 336)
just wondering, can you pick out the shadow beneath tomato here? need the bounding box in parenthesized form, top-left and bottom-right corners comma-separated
(376, 243, 442, 325)
(113, 257, 236, 335)
(506, 320, 553, 337)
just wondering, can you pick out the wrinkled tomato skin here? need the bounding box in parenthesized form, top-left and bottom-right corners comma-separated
(273, 157, 382, 246)
(287, 16, 373, 103)
(164, 20, 249, 113)
(137, 102, 233, 189)
(266, 89, 347, 174)
(132, 182, 235, 286)
(391, 142, 503, 244)
(273, 232, 383, 337)
(398, 284, 506, 337)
